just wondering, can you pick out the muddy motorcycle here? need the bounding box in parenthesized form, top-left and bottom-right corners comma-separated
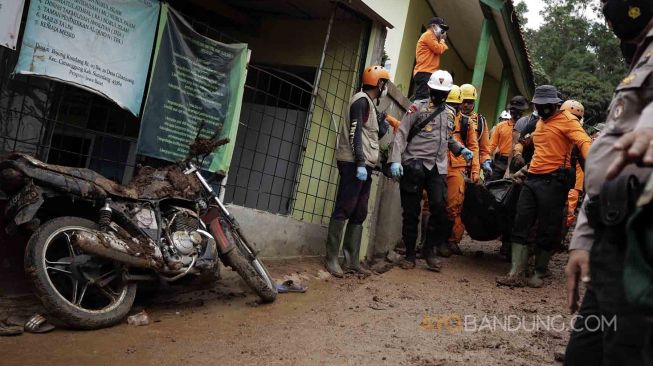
(0, 138, 276, 329)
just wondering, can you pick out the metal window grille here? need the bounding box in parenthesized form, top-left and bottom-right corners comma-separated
(290, 4, 371, 224)
(0, 47, 140, 185)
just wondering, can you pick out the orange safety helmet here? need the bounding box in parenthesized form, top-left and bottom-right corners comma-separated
(561, 99, 584, 118)
(362, 65, 390, 87)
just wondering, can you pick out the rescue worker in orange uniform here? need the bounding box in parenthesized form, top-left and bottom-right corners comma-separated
(438, 84, 486, 257)
(496, 85, 591, 288)
(560, 100, 587, 230)
(413, 17, 449, 100)
(487, 96, 530, 182)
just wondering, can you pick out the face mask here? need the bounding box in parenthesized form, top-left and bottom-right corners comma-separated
(430, 89, 448, 105)
(460, 101, 474, 114)
(535, 104, 555, 120)
(380, 86, 388, 99)
(509, 109, 522, 120)
(602, 0, 652, 40)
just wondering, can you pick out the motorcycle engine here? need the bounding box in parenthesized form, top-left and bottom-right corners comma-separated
(165, 208, 205, 266)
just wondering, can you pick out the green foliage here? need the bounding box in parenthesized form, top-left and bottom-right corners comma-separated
(515, 0, 628, 124)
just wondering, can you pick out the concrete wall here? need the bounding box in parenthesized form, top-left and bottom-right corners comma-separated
(228, 205, 326, 258)
(361, 0, 410, 81)
(247, 18, 329, 67)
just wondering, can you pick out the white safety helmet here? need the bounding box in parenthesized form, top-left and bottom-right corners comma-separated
(500, 110, 511, 119)
(427, 70, 453, 92)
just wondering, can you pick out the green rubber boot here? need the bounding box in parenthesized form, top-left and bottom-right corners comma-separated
(496, 243, 529, 287)
(325, 219, 345, 278)
(343, 224, 371, 275)
(528, 249, 552, 288)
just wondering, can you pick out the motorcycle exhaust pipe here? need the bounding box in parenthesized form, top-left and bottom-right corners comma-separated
(72, 231, 160, 269)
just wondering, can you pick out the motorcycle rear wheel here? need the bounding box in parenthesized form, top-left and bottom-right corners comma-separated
(24, 216, 137, 329)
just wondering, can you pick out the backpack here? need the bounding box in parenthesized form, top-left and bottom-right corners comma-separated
(460, 114, 486, 143)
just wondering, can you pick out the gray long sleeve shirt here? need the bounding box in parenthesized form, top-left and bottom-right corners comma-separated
(570, 28, 653, 251)
(389, 100, 463, 174)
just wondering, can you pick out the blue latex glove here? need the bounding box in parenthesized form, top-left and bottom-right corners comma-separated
(482, 160, 493, 176)
(356, 166, 368, 181)
(461, 148, 474, 162)
(390, 162, 403, 178)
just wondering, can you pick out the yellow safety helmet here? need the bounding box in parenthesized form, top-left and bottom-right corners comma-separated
(460, 84, 477, 101)
(561, 99, 584, 118)
(446, 85, 462, 104)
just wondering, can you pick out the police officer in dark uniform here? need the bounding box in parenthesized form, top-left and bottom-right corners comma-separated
(564, 1, 653, 364)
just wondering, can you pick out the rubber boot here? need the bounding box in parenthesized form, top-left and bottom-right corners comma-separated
(496, 243, 528, 287)
(342, 224, 371, 275)
(528, 249, 552, 288)
(325, 219, 345, 278)
(447, 241, 463, 256)
(436, 244, 453, 258)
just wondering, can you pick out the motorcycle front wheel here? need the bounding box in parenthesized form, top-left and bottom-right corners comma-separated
(222, 229, 277, 303)
(24, 216, 137, 329)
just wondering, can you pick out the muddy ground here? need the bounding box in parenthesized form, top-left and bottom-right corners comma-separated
(0, 236, 574, 366)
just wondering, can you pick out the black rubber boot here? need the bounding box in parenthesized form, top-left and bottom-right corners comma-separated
(325, 219, 345, 278)
(343, 224, 371, 275)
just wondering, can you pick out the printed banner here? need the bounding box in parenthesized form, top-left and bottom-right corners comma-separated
(0, 0, 25, 49)
(137, 4, 247, 173)
(14, 0, 159, 116)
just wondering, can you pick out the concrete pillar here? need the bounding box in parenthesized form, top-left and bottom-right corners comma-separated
(472, 18, 491, 113)
(494, 68, 510, 125)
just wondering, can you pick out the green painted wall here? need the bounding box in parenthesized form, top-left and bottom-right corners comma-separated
(291, 21, 368, 225)
(477, 73, 500, 124)
(394, 0, 432, 95)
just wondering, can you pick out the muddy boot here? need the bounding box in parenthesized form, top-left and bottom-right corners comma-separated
(527, 249, 552, 288)
(496, 243, 528, 287)
(436, 244, 452, 258)
(425, 256, 442, 272)
(447, 242, 463, 256)
(342, 224, 371, 275)
(399, 258, 416, 270)
(325, 219, 345, 278)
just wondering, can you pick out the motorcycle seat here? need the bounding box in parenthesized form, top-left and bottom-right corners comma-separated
(2, 153, 139, 199)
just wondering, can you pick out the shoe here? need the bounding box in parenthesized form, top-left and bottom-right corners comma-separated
(399, 258, 416, 269)
(496, 243, 528, 287)
(342, 224, 371, 275)
(436, 244, 452, 258)
(527, 249, 552, 288)
(325, 219, 345, 278)
(448, 242, 463, 256)
(425, 256, 442, 272)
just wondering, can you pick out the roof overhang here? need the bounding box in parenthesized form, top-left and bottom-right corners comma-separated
(480, 0, 535, 98)
(339, 0, 394, 29)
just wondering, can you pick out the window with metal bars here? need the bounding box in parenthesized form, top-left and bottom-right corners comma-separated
(0, 2, 372, 222)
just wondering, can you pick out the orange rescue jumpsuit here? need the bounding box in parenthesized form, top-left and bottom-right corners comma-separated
(446, 113, 480, 244)
(566, 162, 584, 228)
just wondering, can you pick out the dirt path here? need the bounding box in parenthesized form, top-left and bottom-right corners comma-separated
(0, 238, 572, 366)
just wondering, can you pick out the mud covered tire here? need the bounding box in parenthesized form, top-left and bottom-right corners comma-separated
(224, 249, 277, 303)
(24, 216, 137, 329)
